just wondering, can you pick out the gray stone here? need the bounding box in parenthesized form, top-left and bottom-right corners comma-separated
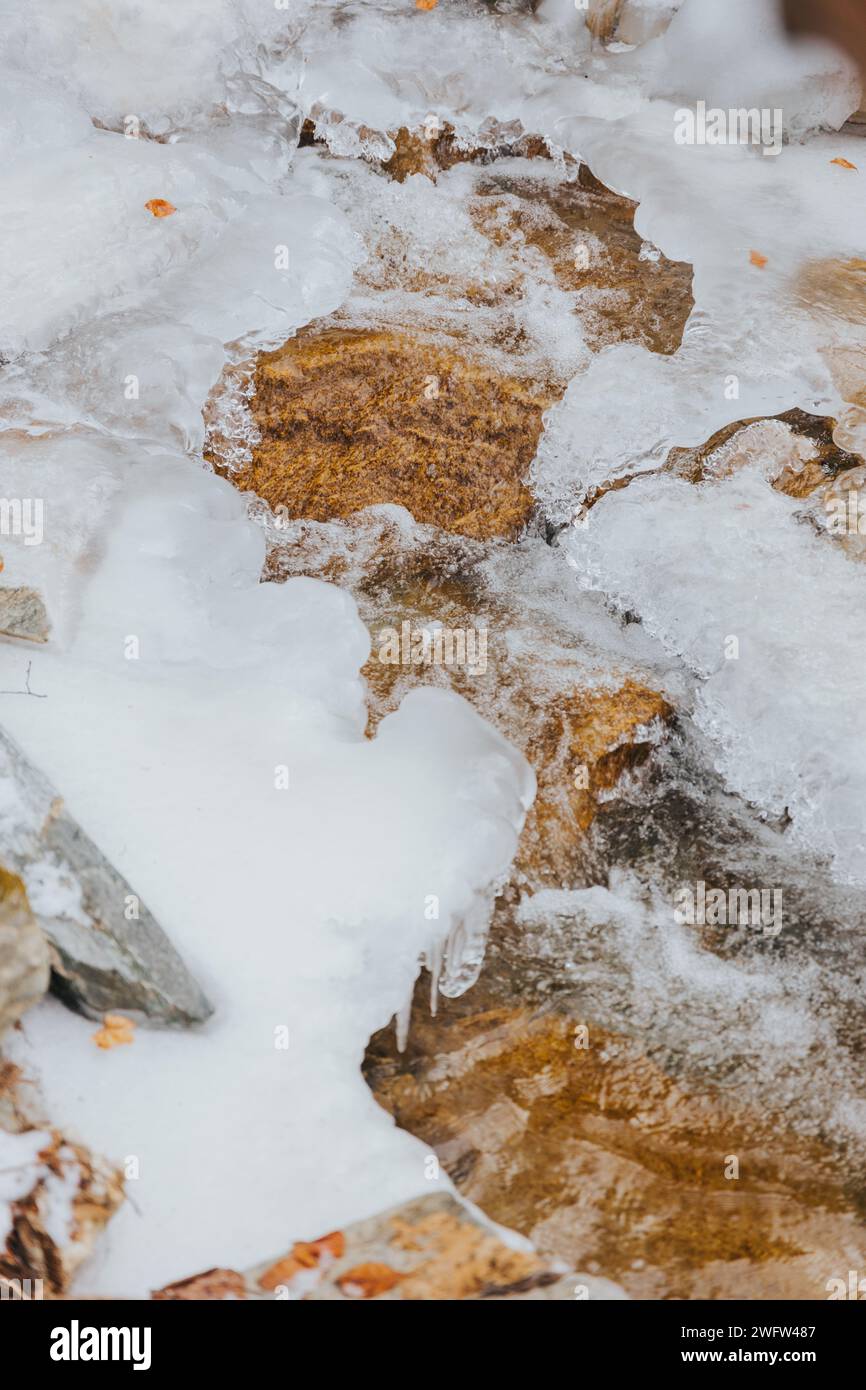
(0, 726, 212, 1027)
(0, 586, 50, 643)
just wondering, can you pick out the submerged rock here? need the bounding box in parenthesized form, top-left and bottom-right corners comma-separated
(364, 969, 866, 1301)
(239, 327, 551, 541)
(207, 152, 692, 539)
(0, 726, 212, 1027)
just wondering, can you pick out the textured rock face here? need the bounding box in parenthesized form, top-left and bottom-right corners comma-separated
(242, 328, 551, 541)
(467, 165, 694, 357)
(579, 409, 866, 524)
(0, 867, 49, 1040)
(364, 980, 866, 1301)
(0, 727, 212, 1027)
(152, 1192, 626, 1301)
(0, 585, 50, 642)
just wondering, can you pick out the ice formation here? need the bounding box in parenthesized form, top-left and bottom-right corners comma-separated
(0, 0, 864, 1293)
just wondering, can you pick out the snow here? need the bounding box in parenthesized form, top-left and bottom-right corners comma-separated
(0, 0, 865, 1295)
(2, 452, 533, 1292)
(0, 1128, 50, 1250)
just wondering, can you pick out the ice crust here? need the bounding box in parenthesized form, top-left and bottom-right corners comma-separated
(1, 0, 865, 1291)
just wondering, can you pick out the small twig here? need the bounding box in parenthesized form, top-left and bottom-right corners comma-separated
(0, 661, 47, 698)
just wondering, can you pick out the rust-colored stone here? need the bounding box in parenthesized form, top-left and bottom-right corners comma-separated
(364, 1000, 866, 1300)
(241, 328, 551, 541)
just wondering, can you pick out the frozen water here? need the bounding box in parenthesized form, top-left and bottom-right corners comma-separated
(1, 0, 865, 1293)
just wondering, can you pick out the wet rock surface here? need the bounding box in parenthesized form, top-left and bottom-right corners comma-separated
(238, 327, 550, 541)
(362, 733, 866, 1301)
(207, 154, 693, 541)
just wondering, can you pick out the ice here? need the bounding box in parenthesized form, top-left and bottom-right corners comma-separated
(2, 0, 865, 1294)
(0, 0, 537, 1293)
(565, 464, 866, 884)
(3, 461, 533, 1290)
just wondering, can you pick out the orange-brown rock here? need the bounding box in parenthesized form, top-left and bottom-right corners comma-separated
(381, 121, 552, 183)
(468, 164, 694, 355)
(586, 0, 627, 43)
(208, 152, 693, 541)
(364, 997, 866, 1300)
(240, 328, 551, 542)
(581, 408, 865, 518)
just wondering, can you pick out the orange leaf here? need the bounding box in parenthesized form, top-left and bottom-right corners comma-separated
(92, 1013, 135, 1049)
(830, 157, 857, 170)
(336, 1262, 404, 1299)
(152, 1268, 246, 1300)
(416, 0, 438, 9)
(258, 1230, 345, 1291)
(145, 198, 176, 218)
(309, 1230, 345, 1260)
(749, 250, 768, 269)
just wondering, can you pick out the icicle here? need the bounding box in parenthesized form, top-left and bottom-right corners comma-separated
(426, 939, 444, 1017)
(438, 894, 493, 999)
(394, 990, 413, 1054)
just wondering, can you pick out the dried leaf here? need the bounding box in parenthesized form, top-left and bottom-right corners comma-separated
(749, 250, 768, 269)
(258, 1230, 345, 1290)
(145, 198, 176, 218)
(336, 1261, 404, 1299)
(92, 1013, 135, 1049)
(416, 0, 439, 9)
(152, 1268, 246, 1300)
(830, 157, 857, 170)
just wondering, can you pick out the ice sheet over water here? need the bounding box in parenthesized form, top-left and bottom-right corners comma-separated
(1, 0, 865, 1291)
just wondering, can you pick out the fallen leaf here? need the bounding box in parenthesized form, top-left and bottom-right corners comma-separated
(258, 1230, 345, 1290)
(92, 1014, 135, 1049)
(145, 198, 176, 218)
(830, 157, 857, 170)
(749, 250, 768, 269)
(336, 1261, 404, 1299)
(152, 1268, 246, 1300)
(416, 0, 439, 9)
